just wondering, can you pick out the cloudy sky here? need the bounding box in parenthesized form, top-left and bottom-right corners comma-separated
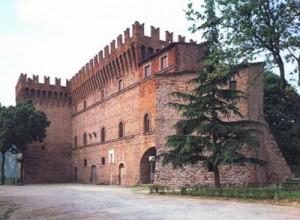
(0, 0, 202, 106)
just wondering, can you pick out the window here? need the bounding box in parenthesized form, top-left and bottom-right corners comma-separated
(83, 133, 87, 146)
(101, 157, 106, 165)
(118, 79, 124, 91)
(84, 159, 87, 167)
(74, 136, 78, 148)
(160, 55, 168, 70)
(119, 121, 124, 138)
(100, 89, 105, 101)
(144, 114, 150, 133)
(101, 127, 106, 143)
(229, 79, 237, 90)
(108, 149, 115, 164)
(144, 65, 151, 78)
(84, 100, 87, 110)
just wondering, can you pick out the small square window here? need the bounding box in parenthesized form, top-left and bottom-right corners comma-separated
(101, 157, 106, 165)
(101, 89, 105, 101)
(144, 65, 151, 78)
(160, 55, 168, 69)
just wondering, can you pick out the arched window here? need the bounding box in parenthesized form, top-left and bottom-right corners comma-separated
(118, 79, 124, 91)
(144, 114, 150, 133)
(83, 100, 87, 110)
(101, 127, 106, 143)
(119, 122, 124, 138)
(83, 133, 87, 146)
(74, 136, 78, 148)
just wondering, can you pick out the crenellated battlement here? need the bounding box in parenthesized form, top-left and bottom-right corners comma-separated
(70, 21, 198, 103)
(16, 73, 71, 106)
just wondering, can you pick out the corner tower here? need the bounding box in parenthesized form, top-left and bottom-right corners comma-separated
(15, 74, 73, 183)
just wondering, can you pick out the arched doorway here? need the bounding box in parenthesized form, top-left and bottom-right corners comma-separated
(74, 167, 78, 182)
(119, 163, 126, 185)
(140, 147, 157, 184)
(90, 165, 97, 184)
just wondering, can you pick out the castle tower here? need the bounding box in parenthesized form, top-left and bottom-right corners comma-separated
(15, 74, 73, 183)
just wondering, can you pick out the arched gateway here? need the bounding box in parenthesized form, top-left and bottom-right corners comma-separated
(140, 147, 157, 184)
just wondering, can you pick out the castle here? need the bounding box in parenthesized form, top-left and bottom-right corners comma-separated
(15, 22, 293, 187)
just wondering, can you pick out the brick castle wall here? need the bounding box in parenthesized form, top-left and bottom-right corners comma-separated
(15, 21, 293, 186)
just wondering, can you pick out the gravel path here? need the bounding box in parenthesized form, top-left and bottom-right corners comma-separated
(0, 184, 299, 220)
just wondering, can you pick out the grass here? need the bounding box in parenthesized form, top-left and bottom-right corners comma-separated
(178, 187, 300, 200)
(149, 180, 300, 201)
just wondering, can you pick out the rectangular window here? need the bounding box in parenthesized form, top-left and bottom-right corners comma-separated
(84, 159, 87, 167)
(160, 55, 168, 70)
(83, 100, 87, 110)
(101, 157, 106, 165)
(108, 149, 115, 164)
(100, 89, 105, 101)
(118, 80, 124, 91)
(144, 65, 151, 78)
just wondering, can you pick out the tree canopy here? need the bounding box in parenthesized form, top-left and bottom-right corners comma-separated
(264, 72, 300, 165)
(0, 101, 50, 184)
(188, 0, 300, 86)
(163, 0, 264, 187)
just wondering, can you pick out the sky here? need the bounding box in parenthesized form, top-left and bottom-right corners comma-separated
(0, 0, 201, 106)
(0, 0, 298, 106)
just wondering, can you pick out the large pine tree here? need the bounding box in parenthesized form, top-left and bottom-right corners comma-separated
(162, 0, 264, 188)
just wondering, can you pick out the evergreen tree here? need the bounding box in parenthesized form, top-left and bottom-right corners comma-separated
(162, 0, 264, 187)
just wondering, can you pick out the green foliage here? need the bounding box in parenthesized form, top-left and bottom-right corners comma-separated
(188, 0, 300, 85)
(218, 0, 300, 85)
(178, 186, 300, 200)
(163, 0, 264, 188)
(0, 101, 50, 184)
(264, 72, 300, 165)
(0, 101, 50, 153)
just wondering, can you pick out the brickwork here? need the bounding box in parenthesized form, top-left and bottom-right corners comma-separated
(15, 21, 292, 186)
(15, 74, 72, 183)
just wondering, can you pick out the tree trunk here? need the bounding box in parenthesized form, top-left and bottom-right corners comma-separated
(276, 55, 287, 88)
(20, 158, 24, 184)
(297, 57, 300, 86)
(213, 166, 221, 188)
(1, 152, 5, 185)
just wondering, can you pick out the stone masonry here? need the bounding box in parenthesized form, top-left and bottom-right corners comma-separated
(15, 21, 293, 186)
